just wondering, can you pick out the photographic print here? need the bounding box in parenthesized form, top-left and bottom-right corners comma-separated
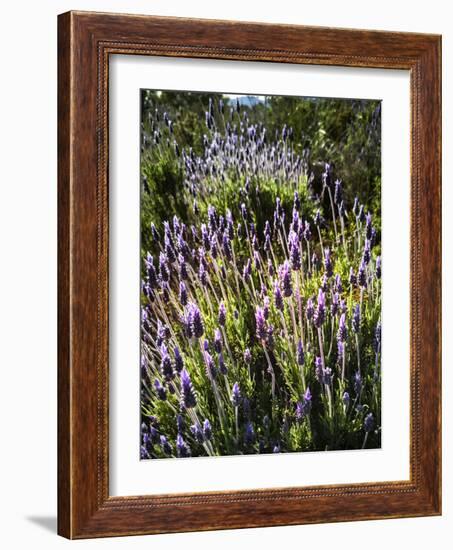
(139, 90, 382, 459)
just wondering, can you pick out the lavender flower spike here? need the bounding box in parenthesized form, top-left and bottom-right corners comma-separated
(203, 419, 212, 440)
(180, 368, 197, 408)
(255, 306, 267, 340)
(337, 313, 347, 342)
(297, 340, 305, 366)
(218, 302, 226, 327)
(179, 281, 188, 306)
(188, 302, 204, 339)
(231, 382, 241, 407)
(273, 280, 284, 311)
(279, 260, 293, 297)
(313, 289, 326, 328)
(176, 433, 191, 458)
(214, 328, 222, 353)
(174, 346, 184, 373)
(364, 413, 375, 433)
(324, 248, 333, 278)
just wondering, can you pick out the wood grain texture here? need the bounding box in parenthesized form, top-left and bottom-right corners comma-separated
(57, 10, 442, 539)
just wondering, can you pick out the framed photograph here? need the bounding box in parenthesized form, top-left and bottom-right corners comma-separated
(58, 11, 441, 539)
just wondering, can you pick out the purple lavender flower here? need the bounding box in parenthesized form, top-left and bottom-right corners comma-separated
(154, 379, 167, 401)
(370, 227, 377, 248)
(352, 304, 361, 333)
(201, 223, 211, 251)
(178, 254, 188, 280)
(218, 353, 227, 375)
(231, 382, 241, 407)
(364, 413, 374, 433)
(294, 190, 301, 210)
(338, 313, 347, 342)
(190, 422, 204, 444)
(311, 252, 320, 271)
(160, 344, 174, 381)
(363, 239, 371, 265)
(164, 235, 176, 264)
(313, 289, 326, 328)
(244, 348, 252, 365)
(343, 391, 350, 407)
(180, 369, 197, 408)
(334, 274, 343, 293)
(337, 340, 345, 359)
(174, 346, 184, 373)
(179, 281, 188, 306)
(160, 282, 170, 304)
(243, 258, 252, 281)
(159, 252, 170, 282)
(324, 248, 333, 277)
(156, 320, 169, 345)
(331, 292, 339, 316)
(323, 367, 333, 385)
(145, 253, 158, 289)
(273, 280, 284, 311)
(376, 256, 381, 279)
(203, 419, 212, 440)
(315, 356, 323, 382)
(301, 221, 310, 242)
(151, 222, 159, 241)
(289, 230, 301, 270)
(218, 302, 226, 326)
(320, 273, 329, 292)
(176, 433, 191, 458)
(266, 324, 275, 349)
(208, 204, 217, 232)
(150, 425, 159, 443)
(291, 208, 300, 232)
(255, 306, 267, 340)
(210, 234, 218, 258)
(205, 351, 217, 380)
(296, 387, 312, 420)
(353, 370, 362, 394)
(279, 260, 293, 297)
(160, 435, 172, 455)
(349, 267, 357, 287)
(198, 261, 208, 286)
(176, 413, 185, 433)
(213, 328, 222, 353)
(140, 445, 150, 459)
(188, 302, 204, 339)
(267, 258, 275, 277)
(297, 340, 305, 366)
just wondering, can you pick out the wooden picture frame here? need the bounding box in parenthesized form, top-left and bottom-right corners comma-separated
(58, 10, 441, 539)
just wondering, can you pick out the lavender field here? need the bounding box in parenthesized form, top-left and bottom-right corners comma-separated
(140, 91, 381, 459)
